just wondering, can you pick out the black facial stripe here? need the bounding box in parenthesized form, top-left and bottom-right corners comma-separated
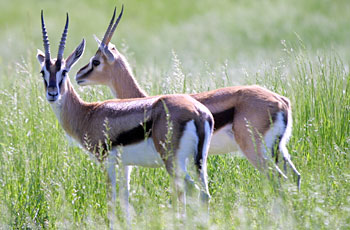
(79, 63, 89, 72)
(83, 66, 94, 76)
(43, 78, 48, 88)
(58, 78, 63, 88)
(212, 107, 235, 131)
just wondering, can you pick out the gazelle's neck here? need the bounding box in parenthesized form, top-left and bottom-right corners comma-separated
(110, 54, 147, 99)
(50, 78, 89, 142)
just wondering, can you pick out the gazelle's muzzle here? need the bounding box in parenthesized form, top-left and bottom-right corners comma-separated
(47, 85, 59, 102)
(75, 63, 91, 85)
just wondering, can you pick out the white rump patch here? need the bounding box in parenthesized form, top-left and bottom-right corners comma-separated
(201, 120, 212, 163)
(199, 120, 212, 195)
(176, 120, 199, 175)
(262, 112, 286, 158)
(279, 110, 292, 160)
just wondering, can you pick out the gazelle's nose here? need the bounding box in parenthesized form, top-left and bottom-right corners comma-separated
(48, 91, 58, 97)
(47, 86, 58, 96)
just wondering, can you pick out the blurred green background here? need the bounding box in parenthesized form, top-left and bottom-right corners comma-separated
(1, 0, 350, 80)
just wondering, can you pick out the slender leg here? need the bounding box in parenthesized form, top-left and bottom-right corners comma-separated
(235, 119, 288, 181)
(198, 121, 212, 206)
(106, 150, 118, 229)
(193, 120, 211, 230)
(280, 144, 301, 190)
(175, 154, 191, 219)
(175, 174, 187, 218)
(198, 166, 210, 205)
(260, 142, 288, 179)
(164, 157, 182, 221)
(119, 165, 132, 228)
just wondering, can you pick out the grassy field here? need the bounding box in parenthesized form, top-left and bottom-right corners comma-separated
(0, 0, 350, 229)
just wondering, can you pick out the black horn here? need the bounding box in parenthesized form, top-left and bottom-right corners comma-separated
(41, 10, 51, 64)
(101, 7, 116, 47)
(57, 13, 69, 62)
(105, 5, 124, 45)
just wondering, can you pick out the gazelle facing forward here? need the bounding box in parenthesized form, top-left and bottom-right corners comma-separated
(37, 11, 214, 225)
(76, 7, 301, 188)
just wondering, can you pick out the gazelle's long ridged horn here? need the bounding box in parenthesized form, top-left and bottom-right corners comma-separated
(57, 13, 69, 62)
(105, 5, 124, 45)
(101, 7, 116, 47)
(41, 10, 51, 63)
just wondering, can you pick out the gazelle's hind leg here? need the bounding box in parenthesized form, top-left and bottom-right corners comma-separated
(174, 120, 200, 208)
(232, 116, 266, 171)
(262, 112, 290, 179)
(174, 119, 212, 219)
(277, 111, 301, 189)
(279, 143, 301, 189)
(153, 119, 200, 216)
(233, 113, 286, 178)
(195, 120, 212, 204)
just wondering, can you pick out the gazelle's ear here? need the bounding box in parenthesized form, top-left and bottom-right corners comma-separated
(65, 39, 85, 71)
(93, 34, 102, 47)
(36, 49, 45, 66)
(94, 35, 114, 63)
(101, 46, 115, 63)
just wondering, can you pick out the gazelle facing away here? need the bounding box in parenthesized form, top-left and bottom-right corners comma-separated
(76, 7, 301, 188)
(37, 11, 214, 225)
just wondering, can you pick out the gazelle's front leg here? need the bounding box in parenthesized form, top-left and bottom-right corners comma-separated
(119, 165, 132, 227)
(106, 149, 118, 229)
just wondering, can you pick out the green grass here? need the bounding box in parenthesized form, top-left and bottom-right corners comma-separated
(1, 0, 350, 229)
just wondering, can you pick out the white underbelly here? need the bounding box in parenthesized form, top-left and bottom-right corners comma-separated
(208, 123, 241, 155)
(119, 138, 164, 167)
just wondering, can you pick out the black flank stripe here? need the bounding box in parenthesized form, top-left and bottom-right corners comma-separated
(111, 120, 153, 146)
(212, 107, 235, 131)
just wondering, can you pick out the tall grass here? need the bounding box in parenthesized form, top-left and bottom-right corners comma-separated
(1, 0, 350, 229)
(1, 42, 349, 229)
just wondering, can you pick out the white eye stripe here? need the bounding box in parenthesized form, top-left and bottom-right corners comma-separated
(41, 67, 50, 83)
(83, 57, 94, 70)
(56, 70, 67, 85)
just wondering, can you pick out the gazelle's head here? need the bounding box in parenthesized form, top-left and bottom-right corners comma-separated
(37, 11, 85, 103)
(75, 6, 124, 86)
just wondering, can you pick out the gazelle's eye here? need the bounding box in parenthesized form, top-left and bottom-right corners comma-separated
(92, 60, 100, 67)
